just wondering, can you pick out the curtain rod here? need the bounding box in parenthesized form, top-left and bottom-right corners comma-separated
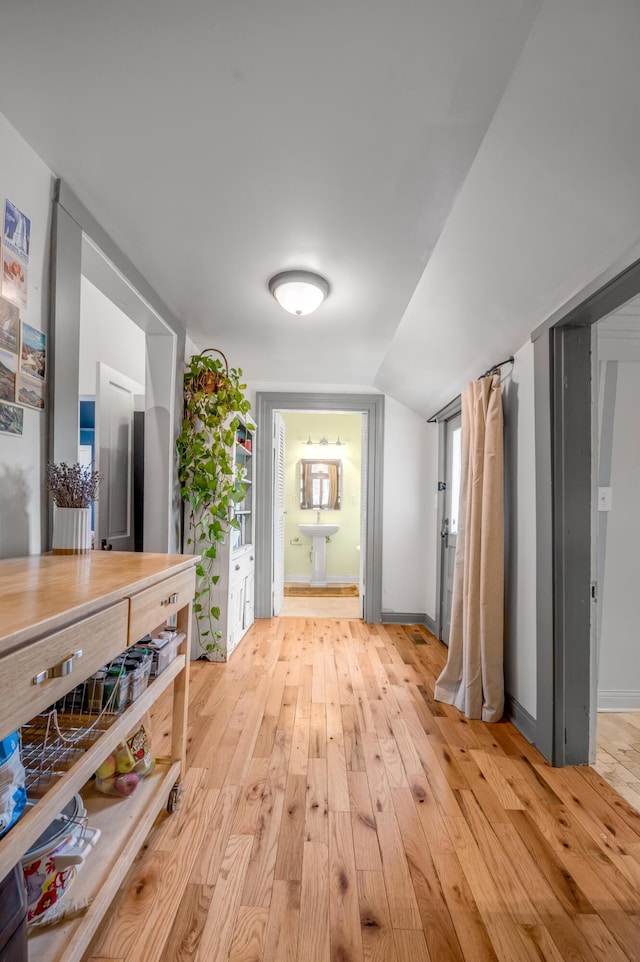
(426, 355, 514, 423)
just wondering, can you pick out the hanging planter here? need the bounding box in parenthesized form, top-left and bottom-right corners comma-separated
(177, 350, 252, 656)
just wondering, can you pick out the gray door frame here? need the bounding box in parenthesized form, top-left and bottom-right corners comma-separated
(50, 180, 186, 553)
(254, 393, 384, 623)
(432, 399, 462, 642)
(532, 244, 640, 765)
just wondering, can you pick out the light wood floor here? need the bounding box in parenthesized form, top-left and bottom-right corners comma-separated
(87, 620, 640, 962)
(596, 712, 640, 813)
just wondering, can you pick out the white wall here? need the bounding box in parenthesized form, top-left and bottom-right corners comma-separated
(598, 360, 640, 709)
(502, 340, 537, 717)
(79, 277, 146, 396)
(0, 113, 54, 557)
(382, 397, 434, 617)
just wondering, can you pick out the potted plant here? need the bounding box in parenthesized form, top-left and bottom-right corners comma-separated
(46, 462, 102, 554)
(176, 349, 252, 656)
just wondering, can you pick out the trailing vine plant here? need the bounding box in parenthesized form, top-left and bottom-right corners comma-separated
(176, 350, 252, 656)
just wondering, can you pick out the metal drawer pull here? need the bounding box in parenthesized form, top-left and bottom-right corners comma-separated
(160, 592, 179, 607)
(235, 564, 241, 571)
(33, 649, 84, 685)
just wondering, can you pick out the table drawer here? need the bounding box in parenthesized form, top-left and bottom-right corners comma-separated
(128, 568, 195, 644)
(231, 550, 254, 586)
(0, 600, 129, 740)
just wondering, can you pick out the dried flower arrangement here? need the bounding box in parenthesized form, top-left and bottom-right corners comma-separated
(46, 462, 102, 508)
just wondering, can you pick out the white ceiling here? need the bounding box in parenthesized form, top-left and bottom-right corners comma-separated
(2, 1, 640, 417)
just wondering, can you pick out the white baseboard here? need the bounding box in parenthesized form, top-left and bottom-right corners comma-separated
(284, 574, 359, 584)
(597, 690, 640, 712)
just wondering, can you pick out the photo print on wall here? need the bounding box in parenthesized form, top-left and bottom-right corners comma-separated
(0, 400, 24, 436)
(0, 348, 17, 403)
(2, 198, 30, 310)
(19, 321, 46, 382)
(0, 295, 19, 354)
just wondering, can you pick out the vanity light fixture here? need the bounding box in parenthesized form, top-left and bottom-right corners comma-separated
(301, 436, 347, 447)
(268, 270, 330, 316)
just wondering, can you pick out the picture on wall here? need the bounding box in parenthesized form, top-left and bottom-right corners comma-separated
(0, 347, 17, 403)
(0, 400, 24, 436)
(0, 295, 19, 353)
(2, 245, 28, 309)
(16, 372, 44, 409)
(3, 199, 31, 263)
(19, 321, 46, 381)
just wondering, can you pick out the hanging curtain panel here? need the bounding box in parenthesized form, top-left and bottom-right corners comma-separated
(434, 374, 504, 722)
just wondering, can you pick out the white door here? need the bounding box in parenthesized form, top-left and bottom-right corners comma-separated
(272, 412, 286, 615)
(95, 362, 144, 551)
(440, 413, 462, 645)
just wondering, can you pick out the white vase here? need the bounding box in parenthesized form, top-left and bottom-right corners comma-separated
(52, 506, 93, 555)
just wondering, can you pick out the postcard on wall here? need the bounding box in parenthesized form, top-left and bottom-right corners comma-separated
(0, 348, 17, 403)
(0, 399, 24, 436)
(16, 372, 44, 410)
(2, 245, 28, 310)
(0, 294, 19, 353)
(20, 321, 46, 382)
(3, 199, 30, 263)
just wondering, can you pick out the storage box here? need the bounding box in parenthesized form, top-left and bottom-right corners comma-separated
(134, 632, 183, 677)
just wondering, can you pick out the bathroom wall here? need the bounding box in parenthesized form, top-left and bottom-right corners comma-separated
(282, 411, 362, 582)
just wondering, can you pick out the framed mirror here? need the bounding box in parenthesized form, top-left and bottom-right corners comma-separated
(299, 459, 342, 510)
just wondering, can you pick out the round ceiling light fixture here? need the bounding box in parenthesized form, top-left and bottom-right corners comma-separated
(268, 270, 330, 316)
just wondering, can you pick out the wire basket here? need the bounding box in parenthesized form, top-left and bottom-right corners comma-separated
(188, 348, 230, 395)
(21, 652, 151, 796)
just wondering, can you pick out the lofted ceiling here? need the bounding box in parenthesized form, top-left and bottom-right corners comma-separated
(1, 1, 640, 417)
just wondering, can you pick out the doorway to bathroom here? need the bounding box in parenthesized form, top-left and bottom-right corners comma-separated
(278, 410, 363, 619)
(254, 393, 384, 624)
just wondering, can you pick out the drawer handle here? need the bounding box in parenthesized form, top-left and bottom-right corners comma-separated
(33, 649, 84, 686)
(250, 556, 254, 561)
(160, 592, 179, 607)
(235, 564, 241, 571)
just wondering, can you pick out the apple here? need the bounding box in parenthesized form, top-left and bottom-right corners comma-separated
(114, 772, 139, 796)
(95, 754, 117, 779)
(115, 743, 135, 773)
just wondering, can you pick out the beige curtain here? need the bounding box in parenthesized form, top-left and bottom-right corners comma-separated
(434, 374, 504, 722)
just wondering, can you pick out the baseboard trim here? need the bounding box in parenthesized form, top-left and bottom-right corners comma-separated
(504, 693, 537, 746)
(381, 611, 427, 625)
(423, 614, 437, 635)
(598, 690, 640, 712)
(285, 574, 359, 585)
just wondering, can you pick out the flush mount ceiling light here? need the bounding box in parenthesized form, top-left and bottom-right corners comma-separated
(268, 270, 330, 316)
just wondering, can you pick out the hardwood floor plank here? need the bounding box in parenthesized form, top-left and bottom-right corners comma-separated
(299, 841, 331, 962)
(347, 771, 382, 871)
(161, 883, 215, 962)
(375, 811, 422, 930)
(329, 811, 365, 962)
(275, 773, 307, 881)
(393, 929, 433, 962)
(262, 880, 301, 962)
(305, 756, 329, 843)
(227, 906, 268, 962)
(194, 834, 254, 962)
(356, 870, 398, 962)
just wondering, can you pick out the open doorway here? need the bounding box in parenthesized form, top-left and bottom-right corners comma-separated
(532, 246, 640, 767)
(254, 392, 384, 624)
(592, 300, 640, 807)
(277, 410, 363, 620)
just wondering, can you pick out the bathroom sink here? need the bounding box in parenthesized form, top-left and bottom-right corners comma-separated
(299, 523, 340, 537)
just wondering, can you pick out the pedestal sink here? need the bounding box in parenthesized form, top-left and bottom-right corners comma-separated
(299, 522, 340, 586)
